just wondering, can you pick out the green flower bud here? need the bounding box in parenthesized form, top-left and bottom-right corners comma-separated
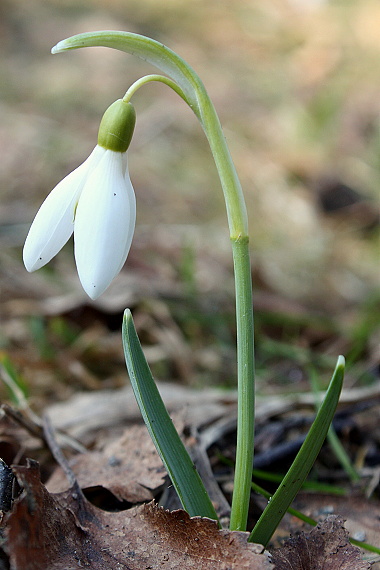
(98, 99, 136, 152)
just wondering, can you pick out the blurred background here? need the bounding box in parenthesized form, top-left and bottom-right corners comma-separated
(0, 0, 379, 407)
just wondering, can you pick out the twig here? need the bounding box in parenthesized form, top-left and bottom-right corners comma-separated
(42, 414, 81, 493)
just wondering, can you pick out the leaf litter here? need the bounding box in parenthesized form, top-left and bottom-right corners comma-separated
(270, 515, 370, 570)
(3, 456, 370, 570)
(4, 460, 270, 570)
(46, 423, 167, 505)
(0, 402, 375, 569)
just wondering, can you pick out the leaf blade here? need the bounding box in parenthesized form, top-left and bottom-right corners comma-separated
(122, 309, 219, 522)
(249, 356, 345, 546)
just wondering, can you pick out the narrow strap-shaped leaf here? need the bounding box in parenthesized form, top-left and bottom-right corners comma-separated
(251, 481, 380, 555)
(122, 309, 219, 523)
(309, 368, 359, 482)
(249, 356, 345, 546)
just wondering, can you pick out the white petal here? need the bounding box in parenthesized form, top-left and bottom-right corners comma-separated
(117, 160, 136, 273)
(74, 150, 136, 299)
(23, 146, 105, 272)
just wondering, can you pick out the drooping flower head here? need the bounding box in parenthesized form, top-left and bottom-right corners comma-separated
(23, 99, 136, 299)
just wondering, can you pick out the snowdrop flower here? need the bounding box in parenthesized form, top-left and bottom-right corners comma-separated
(23, 99, 136, 299)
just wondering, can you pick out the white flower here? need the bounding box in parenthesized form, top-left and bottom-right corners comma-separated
(24, 98, 137, 299)
(23, 145, 136, 299)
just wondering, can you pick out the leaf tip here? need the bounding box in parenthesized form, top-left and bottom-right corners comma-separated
(51, 40, 66, 54)
(123, 308, 132, 322)
(336, 355, 345, 370)
(122, 309, 133, 337)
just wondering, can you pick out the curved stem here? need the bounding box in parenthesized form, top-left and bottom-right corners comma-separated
(53, 31, 255, 531)
(123, 74, 189, 105)
(52, 31, 248, 238)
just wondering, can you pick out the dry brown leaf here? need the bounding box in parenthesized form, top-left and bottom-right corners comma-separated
(0, 409, 41, 466)
(3, 459, 272, 570)
(270, 515, 370, 570)
(46, 381, 238, 441)
(46, 381, 380, 442)
(46, 424, 166, 503)
(47, 416, 231, 520)
(292, 492, 380, 555)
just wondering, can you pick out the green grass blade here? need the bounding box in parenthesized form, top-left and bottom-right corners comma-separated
(251, 481, 317, 527)
(326, 424, 360, 481)
(122, 309, 219, 523)
(252, 469, 347, 495)
(249, 355, 345, 546)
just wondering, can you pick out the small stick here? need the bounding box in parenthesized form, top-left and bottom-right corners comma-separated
(42, 414, 80, 493)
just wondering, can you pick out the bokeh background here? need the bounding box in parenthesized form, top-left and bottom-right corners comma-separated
(0, 0, 379, 407)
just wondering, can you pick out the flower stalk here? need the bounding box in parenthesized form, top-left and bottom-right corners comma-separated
(52, 30, 255, 532)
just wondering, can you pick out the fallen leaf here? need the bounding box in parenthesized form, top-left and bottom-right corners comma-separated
(46, 424, 166, 504)
(46, 381, 380, 442)
(46, 381, 238, 441)
(270, 515, 370, 570)
(292, 492, 380, 558)
(3, 459, 272, 570)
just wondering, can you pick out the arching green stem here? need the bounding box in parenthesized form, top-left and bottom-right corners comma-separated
(53, 31, 255, 531)
(52, 31, 248, 238)
(122, 74, 189, 105)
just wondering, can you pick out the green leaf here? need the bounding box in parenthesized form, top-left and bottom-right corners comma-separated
(0, 354, 29, 401)
(122, 309, 219, 523)
(309, 367, 359, 482)
(249, 356, 345, 546)
(251, 481, 380, 555)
